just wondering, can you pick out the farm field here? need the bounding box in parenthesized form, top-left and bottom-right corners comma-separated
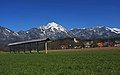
(0, 47, 120, 75)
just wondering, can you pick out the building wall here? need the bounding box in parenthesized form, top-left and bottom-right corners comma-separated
(10, 42, 45, 52)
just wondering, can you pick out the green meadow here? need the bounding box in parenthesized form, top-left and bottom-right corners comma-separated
(0, 48, 120, 75)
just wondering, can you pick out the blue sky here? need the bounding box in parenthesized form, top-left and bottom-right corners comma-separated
(0, 0, 120, 31)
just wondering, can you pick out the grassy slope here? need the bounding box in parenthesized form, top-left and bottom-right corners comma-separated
(0, 49, 120, 75)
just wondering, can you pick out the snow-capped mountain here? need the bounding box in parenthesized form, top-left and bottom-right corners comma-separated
(106, 27, 120, 34)
(0, 26, 21, 42)
(17, 22, 120, 40)
(0, 26, 22, 49)
(0, 22, 120, 50)
(18, 22, 70, 40)
(38, 22, 70, 39)
(18, 28, 46, 40)
(39, 22, 67, 33)
(0, 22, 120, 47)
(70, 26, 120, 39)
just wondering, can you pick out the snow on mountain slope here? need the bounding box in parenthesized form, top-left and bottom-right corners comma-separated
(106, 27, 120, 34)
(70, 26, 120, 39)
(1, 22, 120, 43)
(17, 22, 70, 40)
(39, 22, 67, 33)
(38, 22, 70, 39)
(0, 26, 22, 43)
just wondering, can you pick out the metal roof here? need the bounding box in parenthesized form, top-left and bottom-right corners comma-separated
(8, 38, 50, 46)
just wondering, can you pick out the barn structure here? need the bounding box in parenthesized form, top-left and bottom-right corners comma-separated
(8, 38, 50, 54)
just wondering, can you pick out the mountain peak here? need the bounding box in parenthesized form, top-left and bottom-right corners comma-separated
(96, 26, 105, 28)
(40, 22, 67, 32)
(47, 22, 60, 29)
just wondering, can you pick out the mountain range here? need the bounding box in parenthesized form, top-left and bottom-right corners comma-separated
(18, 22, 120, 40)
(0, 22, 120, 48)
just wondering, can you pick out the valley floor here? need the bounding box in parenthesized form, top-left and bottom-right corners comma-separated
(0, 47, 120, 75)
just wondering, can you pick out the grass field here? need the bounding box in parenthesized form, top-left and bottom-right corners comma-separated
(0, 47, 120, 75)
